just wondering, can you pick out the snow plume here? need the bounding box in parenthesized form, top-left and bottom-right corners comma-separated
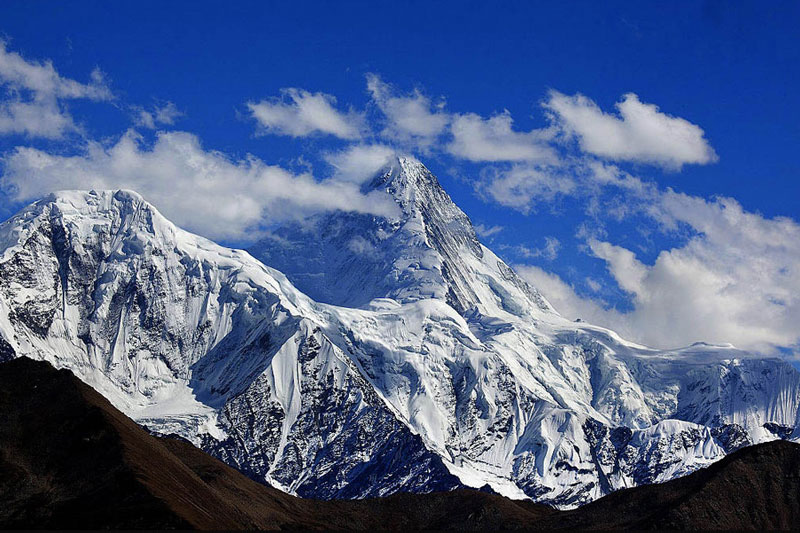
(1, 130, 400, 241)
(0, 40, 112, 139)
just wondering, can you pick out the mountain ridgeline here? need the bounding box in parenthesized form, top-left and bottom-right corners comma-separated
(0, 157, 798, 507)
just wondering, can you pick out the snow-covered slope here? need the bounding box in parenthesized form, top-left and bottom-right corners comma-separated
(0, 189, 460, 498)
(251, 158, 553, 317)
(1, 159, 799, 507)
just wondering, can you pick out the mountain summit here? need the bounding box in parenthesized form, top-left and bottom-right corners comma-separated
(0, 161, 799, 507)
(251, 156, 553, 316)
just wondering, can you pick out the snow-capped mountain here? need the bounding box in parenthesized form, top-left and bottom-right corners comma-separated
(0, 158, 799, 507)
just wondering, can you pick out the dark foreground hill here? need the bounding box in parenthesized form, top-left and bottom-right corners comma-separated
(0, 357, 553, 530)
(1, 357, 799, 530)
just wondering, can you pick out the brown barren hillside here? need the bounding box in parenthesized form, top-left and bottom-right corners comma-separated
(0, 357, 553, 530)
(1, 356, 799, 530)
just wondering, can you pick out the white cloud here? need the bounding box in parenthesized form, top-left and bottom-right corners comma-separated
(0, 41, 112, 139)
(585, 278, 602, 293)
(0, 100, 76, 140)
(347, 235, 378, 257)
(500, 237, 561, 261)
(478, 164, 574, 213)
(519, 193, 800, 353)
(323, 143, 397, 183)
(247, 88, 364, 139)
(1, 130, 399, 242)
(544, 91, 718, 169)
(447, 111, 555, 162)
(366, 76, 554, 162)
(0, 54, 789, 357)
(367, 74, 449, 148)
(474, 224, 503, 238)
(0, 42, 110, 100)
(522, 236, 561, 260)
(515, 264, 620, 325)
(134, 101, 183, 129)
(588, 239, 647, 295)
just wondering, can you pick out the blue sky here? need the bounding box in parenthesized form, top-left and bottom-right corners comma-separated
(0, 1, 798, 355)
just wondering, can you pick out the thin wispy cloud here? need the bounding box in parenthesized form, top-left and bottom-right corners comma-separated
(474, 223, 503, 238)
(133, 101, 183, 129)
(323, 143, 397, 183)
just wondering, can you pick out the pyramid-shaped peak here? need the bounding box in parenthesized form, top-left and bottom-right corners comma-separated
(396, 155, 433, 176)
(365, 155, 444, 206)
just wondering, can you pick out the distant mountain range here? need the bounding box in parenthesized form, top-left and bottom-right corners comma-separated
(0, 156, 799, 508)
(2, 357, 799, 530)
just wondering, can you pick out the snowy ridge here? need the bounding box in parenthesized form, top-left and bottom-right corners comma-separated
(0, 160, 799, 507)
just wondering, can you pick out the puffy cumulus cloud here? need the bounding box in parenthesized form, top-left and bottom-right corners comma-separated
(1, 131, 399, 242)
(247, 88, 364, 140)
(0, 41, 112, 138)
(478, 164, 574, 213)
(366, 74, 449, 148)
(544, 91, 718, 170)
(365, 75, 555, 162)
(447, 111, 555, 163)
(515, 264, 623, 326)
(323, 143, 397, 183)
(133, 101, 183, 129)
(520, 194, 800, 353)
(0, 101, 77, 140)
(588, 239, 647, 295)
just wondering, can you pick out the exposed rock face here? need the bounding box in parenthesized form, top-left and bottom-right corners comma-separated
(1, 158, 799, 507)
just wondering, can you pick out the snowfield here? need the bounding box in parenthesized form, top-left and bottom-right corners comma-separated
(0, 157, 798, 507)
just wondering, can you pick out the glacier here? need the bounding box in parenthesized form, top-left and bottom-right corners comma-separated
(0, 157, 798, 507)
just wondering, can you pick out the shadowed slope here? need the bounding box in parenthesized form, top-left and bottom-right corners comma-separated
(0, 357, 553, 530)
(4, 357, 800, 530)
(0, 356, 308, 529)
(535, 438, 800, 530)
